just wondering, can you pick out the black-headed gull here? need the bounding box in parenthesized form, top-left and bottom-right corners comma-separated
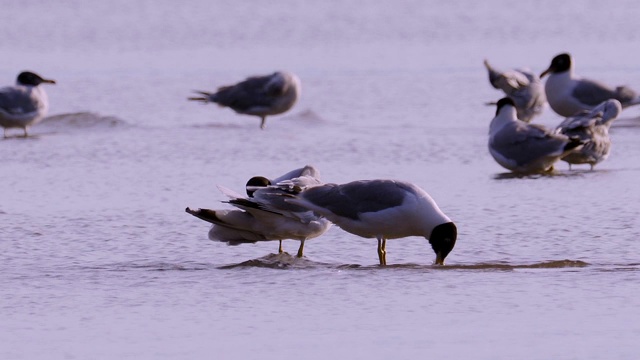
(483, 59, 546, 123)
(280, 179, 457, 266)
(0, 71, 56, 138)
(489, 97, 583, 173)
(185, 165, 330, 258)
(555, 99, 622, 170)
(540, 53, 640, 117)
(189, 71, 301, 129)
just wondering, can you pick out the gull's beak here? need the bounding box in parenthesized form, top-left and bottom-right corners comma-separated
(434, 252, 445, 266)
(539, 67, 551, 79)
(42, 79, 56, 85)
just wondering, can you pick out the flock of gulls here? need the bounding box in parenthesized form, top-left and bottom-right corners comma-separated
(487, 53, 639, 173)
(2, 52, 638, 265)
(185, 166, 457, 266)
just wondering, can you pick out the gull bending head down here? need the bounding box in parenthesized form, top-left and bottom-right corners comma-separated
(280, 179, 457, 266)
(189, 71, 301, 129)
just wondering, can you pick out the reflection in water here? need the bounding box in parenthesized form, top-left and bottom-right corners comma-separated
(492, 170, 594, 180)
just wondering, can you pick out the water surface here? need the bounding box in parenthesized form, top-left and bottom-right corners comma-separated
(2, 1, 640, 359)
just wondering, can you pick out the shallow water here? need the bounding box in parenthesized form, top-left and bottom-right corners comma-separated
(2, 1, 640, 359)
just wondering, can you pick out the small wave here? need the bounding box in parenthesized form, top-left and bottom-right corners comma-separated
(493, 170, 592, 180)
(38, 112, 129, 131)
(441, 259, 590, 270)
(77, 261, 214, 272)
(331, 259, 590, 271)
(280, 109, 329, 125)
(218, 258, 591, 271)
(190, 122, 246, 129)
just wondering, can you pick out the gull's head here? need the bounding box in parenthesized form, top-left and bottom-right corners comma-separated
(540, 53, 572, 78)
(429, 222, 457, 265)
(245, 176, 271, 197)
(495, 97, 516, 116)
(17, 71, 56, 86)
(602, 99, 622, 120)
(278, 71, 302, 97)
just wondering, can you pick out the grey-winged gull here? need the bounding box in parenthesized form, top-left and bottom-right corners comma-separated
(189, 71, 301, 129)
(540, 53, 640, 117)
(489, 97, 583, 173)
(483, 59, 546, 123)
(185, 165, 330, 258)
(555, 99, 622, 170)
(280, 179, 457, 266)
(0, 71, 56, 138)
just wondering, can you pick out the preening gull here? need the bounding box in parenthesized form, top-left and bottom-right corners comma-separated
(185, 165, 330, 257)
(489, 97, 583, 173)
(540, 53, 640, 117)
(0, 71, 56, 137)
(281, 179, 457, 266)
(189, 71, 301, 129)
(483, 59, 546, 123)
(555, 99, 621, 170)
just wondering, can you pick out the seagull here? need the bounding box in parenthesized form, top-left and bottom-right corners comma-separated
(555, 99, 622, 170)
(185, 165, 331, 258)
(483, 59, 546, 123)
(0, 71, 56, 138)
(489, 97, 584, 173)
(188, 71, 301, 129)
(540, 53, 640, 117)
(279, 179, 457, 266)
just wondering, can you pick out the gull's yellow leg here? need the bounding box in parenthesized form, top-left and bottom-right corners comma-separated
(377, 237, 387, 266)
(296, 240, 305, 258)
(278, 240, 283, 254)
(381, 238, 387, 266)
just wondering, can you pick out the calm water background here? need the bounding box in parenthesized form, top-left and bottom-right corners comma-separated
(2, 1, 640, 359)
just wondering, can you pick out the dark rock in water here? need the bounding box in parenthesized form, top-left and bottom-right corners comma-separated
(218, 252, 319, 269)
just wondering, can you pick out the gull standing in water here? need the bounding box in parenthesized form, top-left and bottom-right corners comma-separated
(483, 59, 546, 123)
(488, 97, 583, 174)
(540, 53, 640, 117)
(281, 179, 457, 266)
(555, 99, 622, 170)
(189, 71, 301, 129)
(0, 71, 56, 138)
(185, 165, 331, 258)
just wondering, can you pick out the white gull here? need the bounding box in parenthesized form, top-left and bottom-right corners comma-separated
(555, 99, 622, 170)
(483, 59, 546, 123)
(185, 165, 331, 258)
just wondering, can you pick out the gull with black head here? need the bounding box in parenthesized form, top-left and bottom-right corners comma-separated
(488, 97, 583, 174)
(540, 53, 640, 117)
(0, 71, 56, 138)
(281, 179, 457, 266)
